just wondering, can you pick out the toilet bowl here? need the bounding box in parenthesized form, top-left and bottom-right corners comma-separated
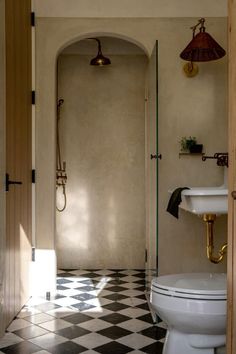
(150, 273, 227, 354)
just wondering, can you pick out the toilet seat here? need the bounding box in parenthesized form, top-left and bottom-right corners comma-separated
(151, 273, 227, 300)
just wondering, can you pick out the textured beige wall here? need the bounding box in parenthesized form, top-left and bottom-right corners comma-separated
(157, 19, 228, 274)
(56, 51, 147, 268)
(35, 17, 227, 275)
(33, 0, 227, 18)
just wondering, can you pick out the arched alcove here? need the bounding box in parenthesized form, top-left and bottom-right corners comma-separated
(55, 35, 148, 269)
(34, 25, 151, 295)
(56, 32, 149, 59)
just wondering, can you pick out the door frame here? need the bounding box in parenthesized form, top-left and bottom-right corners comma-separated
(145, 40, 159, 293)
(0, 0, 6, 337)
(228, 0, 236, 352)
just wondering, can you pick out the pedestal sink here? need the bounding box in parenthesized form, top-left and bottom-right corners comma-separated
(179, 187, 228, 215)
(171, 179, 228, 263)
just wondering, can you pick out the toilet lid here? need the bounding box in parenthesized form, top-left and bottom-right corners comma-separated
(152, 273, 227, 300)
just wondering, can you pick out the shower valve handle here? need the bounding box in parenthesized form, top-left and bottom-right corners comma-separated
(5, 173, 22, 191)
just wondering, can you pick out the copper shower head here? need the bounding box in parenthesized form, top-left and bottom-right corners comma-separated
(89, 38, 111, 66)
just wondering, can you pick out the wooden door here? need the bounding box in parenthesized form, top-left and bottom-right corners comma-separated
(5, 0, 32, 327)
(228, 0, 236, 352)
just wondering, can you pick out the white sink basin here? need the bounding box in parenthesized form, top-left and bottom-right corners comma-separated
(179, 187, 228, 215)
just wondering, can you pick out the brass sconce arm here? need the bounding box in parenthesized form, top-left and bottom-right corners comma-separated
(190, 18, 206, 38)
(203, 214, 227, 264)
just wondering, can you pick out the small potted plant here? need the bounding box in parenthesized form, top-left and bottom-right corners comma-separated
(180, 136, 203, 153)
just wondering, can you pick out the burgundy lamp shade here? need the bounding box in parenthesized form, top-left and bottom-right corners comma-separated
(180, 19, 226, 62)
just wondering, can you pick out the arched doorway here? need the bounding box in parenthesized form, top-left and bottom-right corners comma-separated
(55, 36, 148, 270)
(34, 28, 157, 297)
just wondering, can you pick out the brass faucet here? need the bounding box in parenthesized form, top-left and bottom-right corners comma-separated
(203, 214, 227, 264)
(202, 153, 228, 167)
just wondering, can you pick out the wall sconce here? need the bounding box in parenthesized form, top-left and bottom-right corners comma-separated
(180, 18, 226, 77)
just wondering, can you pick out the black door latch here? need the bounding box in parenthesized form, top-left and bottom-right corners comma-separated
(5, 173, 22, 191)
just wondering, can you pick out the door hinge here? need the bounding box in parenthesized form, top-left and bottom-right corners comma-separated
(32, 247, 35, 262)
(31, 12, 35, 27)
(31, 91, 35, 105)
(145, 249, 148, 263)
(32, 169, 36, 184)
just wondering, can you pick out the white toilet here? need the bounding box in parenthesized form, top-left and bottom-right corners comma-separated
(150, 273, 227, 354)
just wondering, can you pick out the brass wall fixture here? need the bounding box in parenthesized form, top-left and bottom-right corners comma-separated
(89, 38, 111, 66)
(56, 98, 67, 212)
(180, 18, 226, 77)
(202, 152, 228, 167)
(203, 214, 227, 264)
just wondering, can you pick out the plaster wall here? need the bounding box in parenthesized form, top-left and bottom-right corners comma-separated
(56, 49, 147, 269)
(157, 19, 228, 274)
(33, 0, 227, 18)
(35, 17, 227, 276)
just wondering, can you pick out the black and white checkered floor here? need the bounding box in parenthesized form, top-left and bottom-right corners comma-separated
(0, 269, 166, 353)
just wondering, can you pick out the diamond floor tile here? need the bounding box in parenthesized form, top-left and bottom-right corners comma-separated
(97, 325, 132, 340)
(72, 332, 112, 349)
(140, 341, 164, 353)
(102, 302, 129, 312)
(28, 333, 68, 349)
(1, 341, 42, 354)
(0, 333, 23, 349)
(117, 333, 155, 349)
(138, 325, 167, 340)
(117, 318, 153, 332)
(95, 341, 133, 354)
(0, 269, 166, 354)
(62, 313, 93, 324)
(99, 313, 130, 325)
(79, 318, 113, 332)
(55, 325, 90, 339)
(13, 325, 49, 340)
(48, 341, 87, 354)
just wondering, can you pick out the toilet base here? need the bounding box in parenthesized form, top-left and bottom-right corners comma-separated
(163, 329, 226, 354)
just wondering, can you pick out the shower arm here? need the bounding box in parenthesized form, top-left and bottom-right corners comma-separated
(88, 37, 102, 51)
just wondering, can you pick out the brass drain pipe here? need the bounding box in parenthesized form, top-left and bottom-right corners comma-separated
(203, 214, 227, 264)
